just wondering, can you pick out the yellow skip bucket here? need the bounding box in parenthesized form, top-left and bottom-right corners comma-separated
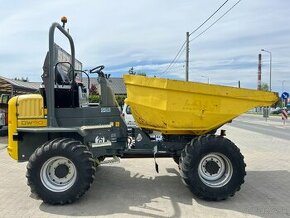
(123, 75, 278, 135)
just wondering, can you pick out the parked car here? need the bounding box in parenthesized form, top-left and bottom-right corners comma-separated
(122, 104, 162, 141)
(0, 94, 11, 136)
(122, 104, 137, 128)
(270, 107, 288, 115)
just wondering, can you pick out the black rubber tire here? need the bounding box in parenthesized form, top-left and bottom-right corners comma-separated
(98, 156, 105, 162)
(180, 135, 246, 201)
(173, 156, 180, 165)
(26, 138, 96, 205)
(96, 156, 105, 166)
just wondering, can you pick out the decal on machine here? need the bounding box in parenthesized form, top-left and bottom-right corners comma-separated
(95, 136, 106, 144)
(92, 136, 112, 147)
(18, 119, 47, 127)
(101, 107, 111, 113)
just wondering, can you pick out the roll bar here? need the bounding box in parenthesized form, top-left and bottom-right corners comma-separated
(47, 22, 75, 127)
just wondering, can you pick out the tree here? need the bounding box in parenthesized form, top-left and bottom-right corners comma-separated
(14, 77, 29, 82)
(88, 95, 100, 103)
(88, 84, 99, 103)
(128, 67, 147, 76)
(261, 83, 269, 91)
(128, 67, 136, 75)
(115, 95, 126, 106)
(89, 84, 98, 95)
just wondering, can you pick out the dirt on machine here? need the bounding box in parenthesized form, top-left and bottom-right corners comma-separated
(7, 18, 278, 205)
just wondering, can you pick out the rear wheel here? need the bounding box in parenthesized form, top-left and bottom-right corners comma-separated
(26, 138, 96, 205)
(180, 135, 246, 201)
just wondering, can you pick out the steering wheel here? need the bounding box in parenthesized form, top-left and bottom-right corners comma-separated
(90, 65, 105, 74)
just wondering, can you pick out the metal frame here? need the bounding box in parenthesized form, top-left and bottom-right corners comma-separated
(47, 23, 75, 127)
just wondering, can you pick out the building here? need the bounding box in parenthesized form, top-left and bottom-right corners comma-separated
(82, 77, 127, 96)
(0, 76, 126, 96)
(0, 76, 41, 95)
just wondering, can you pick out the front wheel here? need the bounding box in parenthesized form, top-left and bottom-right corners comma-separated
(180, 135, 246, 201)
(26, 138, 96, 205)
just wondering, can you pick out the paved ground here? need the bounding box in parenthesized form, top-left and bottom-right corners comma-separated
(232, 114, 290, 141)
(0, 115, 290, 218)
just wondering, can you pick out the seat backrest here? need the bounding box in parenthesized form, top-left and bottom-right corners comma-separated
(55, 65, 70, 85)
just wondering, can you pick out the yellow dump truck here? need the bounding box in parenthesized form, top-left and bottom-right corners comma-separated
(7, 19, 279, 205)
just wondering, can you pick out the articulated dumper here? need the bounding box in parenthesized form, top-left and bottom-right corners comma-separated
(7, 18, 278, 205)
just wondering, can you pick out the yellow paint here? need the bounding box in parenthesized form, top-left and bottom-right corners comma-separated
(7, 96, 18, 160)
(18, 119, 47, 127)
(8, 94, 46, 160)
(17, 94, 44, 119)
(123, 74, 279, 135)
(115, 121, 120, 127)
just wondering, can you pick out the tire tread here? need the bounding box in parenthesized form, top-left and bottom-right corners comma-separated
(180, 135, 246, 201)
(26, 138, 96, 205)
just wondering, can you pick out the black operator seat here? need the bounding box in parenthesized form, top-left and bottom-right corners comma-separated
(55, 64, 70, 85)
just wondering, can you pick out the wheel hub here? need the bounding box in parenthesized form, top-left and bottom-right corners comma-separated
(55, 164, 69, 178)
(205, 160, 220, 175)
(198, 153, 233, 188)
(40, 156, 77, 192)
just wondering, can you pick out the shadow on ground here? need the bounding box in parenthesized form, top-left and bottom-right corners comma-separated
(198, 170, 290, 218)
(39, 166, 290, 218)
(40, 166, 192, 217)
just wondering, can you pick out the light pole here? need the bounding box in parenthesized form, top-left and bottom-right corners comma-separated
(200, 75, 210, 84)
(261, 49, 272, 91)
(282, 80, 286, 92)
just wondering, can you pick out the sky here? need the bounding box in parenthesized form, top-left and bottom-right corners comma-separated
(0, 0, 290, 94)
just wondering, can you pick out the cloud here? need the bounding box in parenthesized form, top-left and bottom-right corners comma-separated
(0, 0, 290, 93)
